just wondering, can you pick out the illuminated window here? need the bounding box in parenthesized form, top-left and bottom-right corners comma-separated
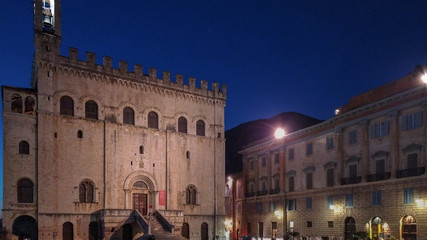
(403, 188, 414, 204)
(345, 194, 353, 207)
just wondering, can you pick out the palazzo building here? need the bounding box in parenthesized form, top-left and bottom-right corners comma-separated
(226, 66, 427, 240)
(2, 0, 226, 239)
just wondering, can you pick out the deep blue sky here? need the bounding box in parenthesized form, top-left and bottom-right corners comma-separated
(1, 0, 427, 213)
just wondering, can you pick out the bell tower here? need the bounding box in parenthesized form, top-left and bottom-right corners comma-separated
(32, 0, 61, 88)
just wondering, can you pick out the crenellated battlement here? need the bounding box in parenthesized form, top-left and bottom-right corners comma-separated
(60, 47, 227, 100)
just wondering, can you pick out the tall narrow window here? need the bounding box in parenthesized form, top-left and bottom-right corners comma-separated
(306, 143, 313, 155)
(60, 96, 74, 116)
(196, 120, 205, 136)
(11, 94, 23, 113)
(24, 96, 35, 115)
(326, 168, 335, 187)
(327, 137, 334, 150)
(306, 197, 312, 210)
(327, 195, 334, 209)
(178, 117, 187, 133)
(288, 148, 294, 160)
(376, 159, 385, 174)
(17, 179, 33, 203)
(372, 191, 382, 206)
(306, 172, 313, 190)
(349, 130, 357, 144)
(123, 107, 134, 125)
(345, 194, 354, 207)
(288, 176, 294, 192)
(148, 111, 159, 129)
(19, 141, 30, 154)
(186, 185, 197, 205)
(403, 188, 414, 204)
(79, 180, 95, 203)
(85, 100, 98, 120)
(407, 153, 418, 169)
(349, 164, 357, 178)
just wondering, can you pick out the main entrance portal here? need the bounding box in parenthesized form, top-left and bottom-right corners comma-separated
(133, 193, 148, 215)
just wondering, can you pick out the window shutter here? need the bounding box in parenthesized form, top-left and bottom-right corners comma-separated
(370, 124, 375, 139)
(415, 111, 423, 128)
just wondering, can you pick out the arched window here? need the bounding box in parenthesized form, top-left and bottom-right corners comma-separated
(11, 94, 23, 113)
(19, 141, 30, 154)
(63, 222, 74, 240)
(60, 96, 74, 116)
(182, 223, 190, 239)
(85, 100, 98, 120)
(196, 120, 205, 136)
(77, 130, 83, 138)
(79, 180, 95, 203)
(178, 117, 187, 133)
(133, 181, 148, 189)
(186, 185, 197, 205)
(24, 96, 35, 115)
(17, 179, 33, 203)
(123, 107, 134, 125)
(139, 146, 144, 154)
(148, 111, 159, 129)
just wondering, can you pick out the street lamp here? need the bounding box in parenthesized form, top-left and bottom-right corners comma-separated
(422, 73, 427, 84)
(274, 128, 286, 139)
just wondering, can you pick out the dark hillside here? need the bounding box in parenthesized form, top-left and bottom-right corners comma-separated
(225, 112, 323, 174)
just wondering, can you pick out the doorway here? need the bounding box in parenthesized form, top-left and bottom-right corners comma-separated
(370, 216, 383, 240)
(133, 193, 148, 215)
(344, 217, 356, 240)
(401, 215, 417, 240)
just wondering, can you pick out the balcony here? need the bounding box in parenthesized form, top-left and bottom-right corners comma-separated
(340, 176, 362, 185)
(366, 172, 391, 182)
(396, 167, 425, 178)
(269, 188, 280, 195)
(257, 190, 268, 196)
(245, 192, 256, 198)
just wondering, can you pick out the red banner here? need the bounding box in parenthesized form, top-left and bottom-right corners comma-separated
(159, 190, 165, 206)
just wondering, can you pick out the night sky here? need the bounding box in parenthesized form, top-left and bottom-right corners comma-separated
(1, 0, 427, 212)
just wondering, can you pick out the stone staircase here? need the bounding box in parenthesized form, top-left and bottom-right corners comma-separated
(135, 215, 183, 240)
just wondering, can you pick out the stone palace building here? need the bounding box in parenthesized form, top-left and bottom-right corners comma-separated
(226, 66, 427, 240)
(2, 0, 226, 239)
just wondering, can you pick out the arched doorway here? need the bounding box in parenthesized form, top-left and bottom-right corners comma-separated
(370, 216, 384, 240)
(12, 215, 37, 240)
(124, 172, 157, 215)
(132, 181, 149, 215)
(401, 215, 417, 240)
(344, 217, 356, 240)
(201, 222, 208, 240)
(62, 222, 73, 240)
(89, 222, 98, 240)
(182, 223, 190, 239)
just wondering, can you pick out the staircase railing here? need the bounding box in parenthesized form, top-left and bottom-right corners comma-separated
(134, 210, 149, 234)
(153, 210, 174, 233)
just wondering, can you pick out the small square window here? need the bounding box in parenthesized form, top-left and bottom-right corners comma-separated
(307, 221, 312, 228)
(328, 221, 334, 228)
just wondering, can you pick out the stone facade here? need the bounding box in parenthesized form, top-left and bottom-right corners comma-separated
(2, 0, 226, 239)
(227, 67, 427, 240)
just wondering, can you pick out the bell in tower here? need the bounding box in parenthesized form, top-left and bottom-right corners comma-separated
(42, 0, 54, 32)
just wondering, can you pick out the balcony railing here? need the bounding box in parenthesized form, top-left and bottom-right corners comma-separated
(340, 176, 362, 185)
(245, 192, 255, 198)
(366, 172, 391, 182)
(396, 167, 425, 178)
(257, 190, 268, 196)
(269, 188, 280, 195)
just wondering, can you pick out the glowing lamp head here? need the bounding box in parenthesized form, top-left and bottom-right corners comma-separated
(422, 74, 427, 84)
(274, 128, 286, 139)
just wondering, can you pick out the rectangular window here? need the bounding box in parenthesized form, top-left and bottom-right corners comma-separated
(307, 221, 312, 228)
(376, 159, 385, 174)
(286, 199, 296, 211)
(372, 191, 382, 206)
(306, 172, 313, 190)
(327, 168, 334, 187)
(262, 157, 266, 167)
(349, 130, 357, 144)
(256, 202, 264, 213)
(288, 148, 294, 161)
(327, 137, 334, 150)
(269, 201, 279, 212)
(349, 164, 357, 178)
(407, 153, 418, 169)
(288, 176, 294, 192)
(274, 153, 280, 164)
(402, 111, 423, 130)
(306, 197, 312, 210)
(306, 143, 313, 155)
(250, 161, 254, 170)
(370, 120, 390, 139)
(345, 194, 354, 207)
(274, 178, 280, 191)
(327, 195, 334, 209)
(328, 221, 334, 228)
(403, 188, 414, 204)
